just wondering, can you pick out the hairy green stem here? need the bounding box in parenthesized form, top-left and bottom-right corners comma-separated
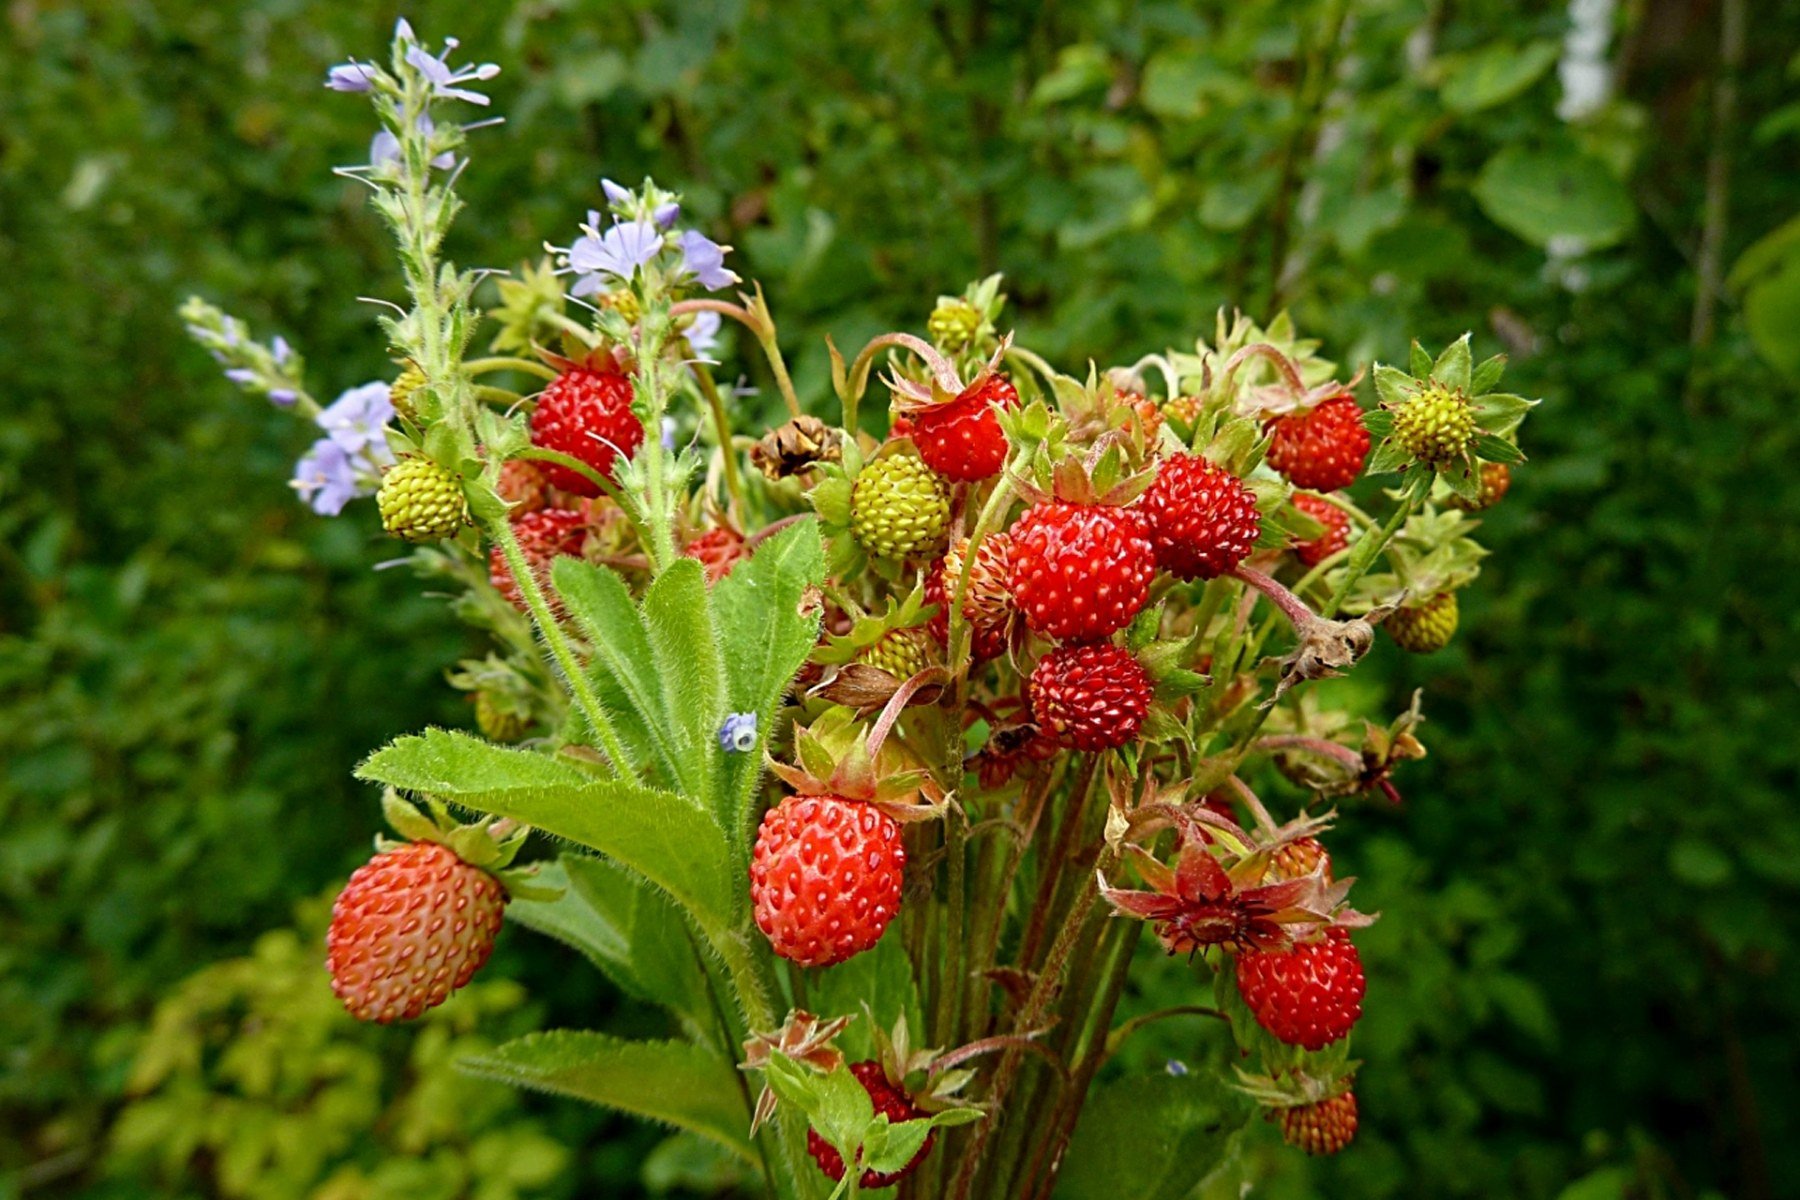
(1323, 469, 1429, 617)
(487, 516, 631, 772)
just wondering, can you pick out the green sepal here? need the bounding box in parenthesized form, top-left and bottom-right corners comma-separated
(1470, 352, 1508, 395)
(1430, 333, 1473, 392)
(1472, 432, 1526, 465)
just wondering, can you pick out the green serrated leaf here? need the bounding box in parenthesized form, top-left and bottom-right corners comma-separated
(508, 856, 711, 1031)
(641, 558, 727, 800)
(1431, 334, 1473, 392)
(1058, 1071, 1253, 1200)
(462, 1031, 753, 1161)
(1470, 353, 1507, 395)
(711, 520, 826, 840)
(357, 730, 737, 931)
(810, 929, 923, 1060)
(550, 558, 677, 780)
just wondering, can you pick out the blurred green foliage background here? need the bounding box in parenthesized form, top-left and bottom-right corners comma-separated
(3, 1, 1797, 1198)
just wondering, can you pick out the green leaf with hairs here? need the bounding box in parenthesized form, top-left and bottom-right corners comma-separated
(462, 1031, 754, 1161)
(357, 730, 736, 931)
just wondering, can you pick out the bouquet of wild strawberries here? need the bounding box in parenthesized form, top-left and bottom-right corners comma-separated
(185, 22, 1535, 1200)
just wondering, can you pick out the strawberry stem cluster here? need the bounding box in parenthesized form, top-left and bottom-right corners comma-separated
(185, 24, 1539, 1200)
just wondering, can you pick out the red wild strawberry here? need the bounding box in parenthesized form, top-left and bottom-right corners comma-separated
(1290, 493, 1350, 567)
(326, 841, 508, 1023)
(1235, 933, 1366, 1050)
(1265, 394, 1370, 492)
(684, 526, 745, 583)
(529, 368, 644, 495)
(497, 459, 552, 514)
(1029, 643, 1152, 751)
(1007, 502, 1155, 642)
(909, 373, 1019, 482)
(806, 1060, 935, 1188)
(750, 794, 904, 968)
(489, 508, 587, 612)
(1137, 454, 1261, 581)
(925, 533, 1014, 661)
(1280, 1090, 1358, 1155)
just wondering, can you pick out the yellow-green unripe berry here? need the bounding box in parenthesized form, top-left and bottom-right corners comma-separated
(1387, 592, 1459, 654)
(377, 456, 468, 543)
(389, 363, 428, 422)
(475, 691, 531, 742)
(927, 299, 983, 352)
(599, 289, 641, 326)
(1390, 385, 1475, 467)
(858, 628, 936, 680)
(850, 455, 951, 560)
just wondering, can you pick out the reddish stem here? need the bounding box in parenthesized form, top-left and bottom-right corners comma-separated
(1231, 563, 1316, 631)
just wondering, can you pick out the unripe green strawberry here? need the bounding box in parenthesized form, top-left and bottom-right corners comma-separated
(327, 841, 507, 1023)
(927, 298, 983, 351)
(378, 456, 468, 542)
(598, 288, 641, 325)
(1450, 462, 1512, 512)
(1389, 384, 1475, 467)
(1280, 1090, 1358, 1155)
(850, 454, 950, 560)
(475, 691, 530, 743)
(858, 627, 935, 680)
(389, 362, 428, 422)
(1386, 591, 1459, 654)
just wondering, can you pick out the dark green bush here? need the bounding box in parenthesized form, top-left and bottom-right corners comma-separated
(2, 2, 1795, 1197)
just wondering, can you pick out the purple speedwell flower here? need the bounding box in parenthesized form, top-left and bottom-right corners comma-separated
(653, 201, 681, 229)
(404, 38, 500, 106)
(291, 437, 361, 516)
(271, 335, 293, 365)
(601, 178, 632, 206)
(566, 218, 664, 296)
(316, 381, 395, 455)
(268, 388, 299, 408)
(224, 368, 257, 386)
(369, 115, 456, 171)
(676, 230, 739, 291)
(325, 61, 378, 92)
(718, 712, 759, 753)
(684, 310, 723, 357)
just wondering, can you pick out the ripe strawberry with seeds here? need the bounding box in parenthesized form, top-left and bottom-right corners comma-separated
(925, 533, 1015, 662)
(529, 366, 644, 495)
(805, 1060, 936, 1188)
(1280, 1090, 1359, 1155)
(1290, 493, 1350, 567)
(489, 507, 587, 612)
(1266, 392, 1370, 492)
(909, 372, 1019, 482)
(1029, 642, 1152, 751)
(1235, 932, 1366, 1050)
(327, 840, 507, 1023)
(684, 525, 746, 583)
(1137, 453, 1261, 581)
(751, 794, 904, 968)
(1008, 502, 1154, 642)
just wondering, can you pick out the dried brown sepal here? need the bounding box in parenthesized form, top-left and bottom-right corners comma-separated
(739, 1010, 854, 1134)
(751, 414, 844, 480)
